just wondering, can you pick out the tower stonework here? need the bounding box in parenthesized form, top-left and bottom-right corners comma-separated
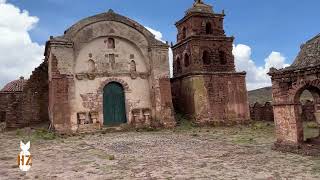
(171, 1, 250, 125)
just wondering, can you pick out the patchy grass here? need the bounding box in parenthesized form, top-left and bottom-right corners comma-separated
(306, 121, 319, 129)
(107, 155, 115, 160)
(89, 149, 115, 161)
(230, 122, 274, 145)
(175, 113, 198, 131)
(16, 128, 57, 142)
(16, 129, 23, 136)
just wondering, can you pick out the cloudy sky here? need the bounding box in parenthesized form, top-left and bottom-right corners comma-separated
(0, 0, 319, 90)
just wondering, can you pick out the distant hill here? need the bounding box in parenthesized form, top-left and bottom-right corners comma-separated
(248, 86, 313, 105)
(248, 87, 273, 105)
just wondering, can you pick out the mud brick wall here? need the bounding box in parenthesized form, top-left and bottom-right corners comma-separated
(249, 102, 274, 121)
(0, 93, 7, 123)
(48, 54, 73, 133)
(0, 92, 24, 128)
(21, 61, 49, 126)
(250, 101, 316, 122)
(158, 77, 175, 127)
(171, 73, 249, 125)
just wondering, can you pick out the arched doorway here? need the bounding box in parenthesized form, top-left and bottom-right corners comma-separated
(103, 82, 127, 126)
(295, 86, 320, 141)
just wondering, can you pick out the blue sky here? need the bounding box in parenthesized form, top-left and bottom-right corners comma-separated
(0, 0, 319, 90)
(9, 0, 319, 66)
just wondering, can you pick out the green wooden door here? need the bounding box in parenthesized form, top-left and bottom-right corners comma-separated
(103, 82, 127, 126)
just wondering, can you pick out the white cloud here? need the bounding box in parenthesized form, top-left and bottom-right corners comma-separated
(145, 27, 165, 43)
(146, 26, 173, 77)
(0, 1, 44, 88)
(233, 44, 289, 90)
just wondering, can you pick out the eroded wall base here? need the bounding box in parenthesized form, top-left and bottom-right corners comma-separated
(171, 73, 250, 125)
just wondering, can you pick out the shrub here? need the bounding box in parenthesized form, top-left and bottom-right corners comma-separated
(306, 122, 319, 129)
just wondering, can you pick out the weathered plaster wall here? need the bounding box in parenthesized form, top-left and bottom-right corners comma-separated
(69, 21, 150, 60)
(46, 12, 176, 133)
(75, 34, 148, 74)
(73, 77, 152, 127)
(172, 73, 249, 125)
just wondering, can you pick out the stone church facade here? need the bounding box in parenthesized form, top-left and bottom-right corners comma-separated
(44, 10, 176, 133)
(171, 0, 250, 125)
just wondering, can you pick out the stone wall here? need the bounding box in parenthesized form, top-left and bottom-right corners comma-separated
(21, 61, 49, 126)
(249, 102, 274, 121)
(0, 92, 23, 128)
(48, 53, 73, 133)
(172, 73, 249, 125)
(172, 37, 235, 76)
(250, 101, 316, 122)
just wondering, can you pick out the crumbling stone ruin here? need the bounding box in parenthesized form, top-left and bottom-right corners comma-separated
(171, 0, 250, 125)
(268, 33, 320, 153)
(0, 61, 48, 131)
(0, 77, 25, 130)
(250, 101, 317, 122)
(250, 102, 274, 122)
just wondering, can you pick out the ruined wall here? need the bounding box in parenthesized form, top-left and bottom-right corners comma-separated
(249, 102, 274, 121)
(172, 73, 249, 125)
(150, 48, 176, 128)
(21, 61, 49, 126)
(0, 92, 23, 128)
(250, 101, 316, 122)
(48, 50, 74, 133)
(0, 93, 7, 123)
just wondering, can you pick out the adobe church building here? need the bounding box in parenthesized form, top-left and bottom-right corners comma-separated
(44, 9, 176, 133)
(0, 9, 176, 133)
(0, 61, 48, 131)
(171, 0, 250, 125)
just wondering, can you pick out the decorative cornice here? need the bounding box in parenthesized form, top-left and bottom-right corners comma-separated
(75, 71, 150, 80)
(172, 35, 233, 49)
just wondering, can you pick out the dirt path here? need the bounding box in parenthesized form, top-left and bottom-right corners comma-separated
(0, 124, 319, 179)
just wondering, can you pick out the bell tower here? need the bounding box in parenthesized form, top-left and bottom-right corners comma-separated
(171, 0, 250, 125)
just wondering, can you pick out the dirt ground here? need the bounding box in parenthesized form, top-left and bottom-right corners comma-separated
(0, 122, 320, 180)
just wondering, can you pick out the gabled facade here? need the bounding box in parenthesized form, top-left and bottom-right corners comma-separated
(44, 10, 176, 133)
